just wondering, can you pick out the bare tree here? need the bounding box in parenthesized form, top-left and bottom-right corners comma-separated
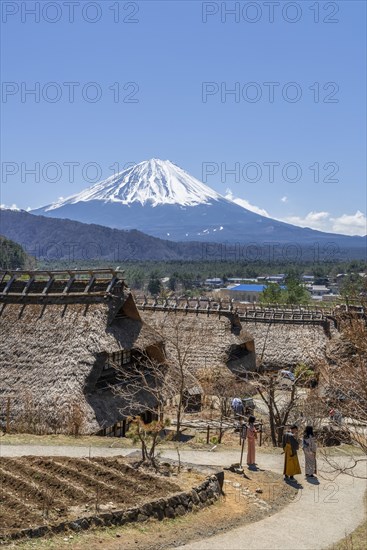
(318, 308, 367, 478)
(65, 399, 85, 437)
(167, 319, 202, 440)
(255, 319, 323, 447)
(113, 346, 174, 467)
(201, 368, 250, 443)
(255, 365, 314, 447)
(145, 314, 208, 440)
(114, 313, 235, 461)
(295, 387, 326, 431)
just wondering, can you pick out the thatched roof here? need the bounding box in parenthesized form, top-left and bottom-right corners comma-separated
(138, 308, 256, 380)
(244, 322, 336, 370)
(137, 298, 339, 372)
(0, 270, 163, 434)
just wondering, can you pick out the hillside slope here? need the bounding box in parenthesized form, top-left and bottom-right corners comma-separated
(1, 209, 365, 262)
(0, 209, 205, 261)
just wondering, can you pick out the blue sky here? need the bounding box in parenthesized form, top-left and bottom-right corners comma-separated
(1, 0, 366, 235)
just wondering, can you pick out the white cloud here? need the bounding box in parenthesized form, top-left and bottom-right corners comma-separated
(0, 203, 20, 211)
(331, 211, 367, 235)
(225, 190, 270, 217)
(284, 211, 330, 231)
(282, 210, 367, 236)
(223, 191, 366, 236)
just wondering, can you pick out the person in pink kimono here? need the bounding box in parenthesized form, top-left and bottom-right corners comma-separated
(247, 415, 257, 467)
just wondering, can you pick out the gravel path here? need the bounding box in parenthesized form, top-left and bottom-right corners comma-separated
(0, 443, 132, 458)
(170, 450, 367, 550)
(0, 443, 365, 549)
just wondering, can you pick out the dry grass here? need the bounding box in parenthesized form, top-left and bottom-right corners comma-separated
(329, 493, 367, 550)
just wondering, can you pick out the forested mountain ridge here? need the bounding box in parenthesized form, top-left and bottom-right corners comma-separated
(0, 209, 205, 262)
(1, 209, 366, 264)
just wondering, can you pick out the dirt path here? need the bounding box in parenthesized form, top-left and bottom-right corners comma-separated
(0, 444, 131, 458)
(175, 465, 366, 549)
(1, 444, 365, 549)
(168, 451, 367, 550)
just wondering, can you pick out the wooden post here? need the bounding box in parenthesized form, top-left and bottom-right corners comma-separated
(122, 419, 126, 437)
(239, 435, 245, 468)
(259, 421, 263, 447)
(206, 425, 210, 444)
(6, 397, 11, 434)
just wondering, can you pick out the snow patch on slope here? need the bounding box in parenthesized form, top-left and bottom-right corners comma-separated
(225, 189, 270, 217)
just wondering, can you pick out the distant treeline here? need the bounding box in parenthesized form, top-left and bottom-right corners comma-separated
(37, 259, 367, 290)
(0, 236, 34, 270)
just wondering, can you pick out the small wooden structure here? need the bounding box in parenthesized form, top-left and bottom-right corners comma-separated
(183, 384, 203, 413)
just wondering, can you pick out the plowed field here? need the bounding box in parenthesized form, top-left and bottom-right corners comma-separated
(0, 456, 181, 536)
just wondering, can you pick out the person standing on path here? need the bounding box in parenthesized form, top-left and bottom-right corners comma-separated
(231, 397, 244, 421)
(303, 425, 317, 478)
(282, 424, 301, 480)
(247, 415, 257, 467)
(231, 397, 245, 431)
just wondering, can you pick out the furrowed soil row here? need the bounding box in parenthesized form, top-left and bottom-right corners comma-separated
(92, 457, 178, 490)
(18, 457, 92, 503)
(1, 458, 81, 505)
(0, 456, 190, 541)
(92, 457, 158, 481)
(50, 459, 129, 502)
(63, 457, 180, 502)
(70, 458, 141, 492)
(0, 466, 51, 509)
(0, 489, 43, 530)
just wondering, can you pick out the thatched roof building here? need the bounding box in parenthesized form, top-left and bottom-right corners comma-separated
(243, 322, 336, 370)
(137, 300, 256, 381)
(0, 269, 163, 434)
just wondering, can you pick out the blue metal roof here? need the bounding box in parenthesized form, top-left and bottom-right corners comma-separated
(229, 284, 266, 292)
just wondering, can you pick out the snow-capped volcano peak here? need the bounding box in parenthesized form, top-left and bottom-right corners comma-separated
(45, 159, 222, 210)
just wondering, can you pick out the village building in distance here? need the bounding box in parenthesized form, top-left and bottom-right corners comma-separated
(180, 272, 366, 304)
(206, 273, 344, 303)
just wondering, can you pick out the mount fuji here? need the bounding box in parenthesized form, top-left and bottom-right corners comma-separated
(33, 159, 366, 251)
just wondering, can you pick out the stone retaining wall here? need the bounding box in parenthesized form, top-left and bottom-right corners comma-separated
(2, 471, 224, 543)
